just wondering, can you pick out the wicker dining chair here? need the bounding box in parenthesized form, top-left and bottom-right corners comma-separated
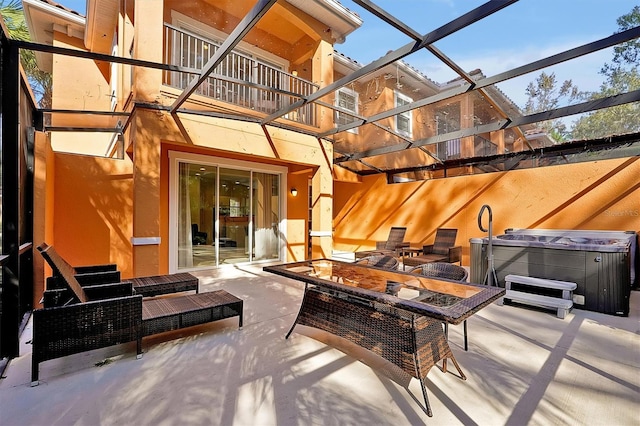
(355, 254, 400, 270)
(408, 263, 471, 351)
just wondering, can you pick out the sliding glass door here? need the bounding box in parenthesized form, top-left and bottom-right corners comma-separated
(171, 153, 285, 271)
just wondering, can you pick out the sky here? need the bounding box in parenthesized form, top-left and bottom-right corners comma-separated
(56, 0, 637, 109)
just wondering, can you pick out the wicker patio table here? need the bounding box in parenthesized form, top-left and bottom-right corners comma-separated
(263, 259, 504, 416)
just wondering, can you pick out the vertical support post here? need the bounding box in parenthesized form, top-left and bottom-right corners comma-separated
(1, 40, 21, 358)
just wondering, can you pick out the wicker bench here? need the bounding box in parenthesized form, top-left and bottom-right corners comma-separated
(142, 290, 243, 336)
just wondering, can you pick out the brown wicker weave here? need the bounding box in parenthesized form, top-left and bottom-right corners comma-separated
(407, 263, 469, 282)
(408, 262, 471, 351)
(39, 243, 198, 297)
(32, 244, 243, 384)
(130, 273, 198, 297)
(403, 228, 462, 269)
(355, 255, 400, 270)
(355, 227, 408, 259)
(142, 290, 243, 336)
(287, 287, 465, 416)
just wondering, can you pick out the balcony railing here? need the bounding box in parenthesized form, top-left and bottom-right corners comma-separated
(435, 136, 500, 160)
(163, 24, 318, 126)
(436, 138, 461, 160)
(474, 135, 499, 157)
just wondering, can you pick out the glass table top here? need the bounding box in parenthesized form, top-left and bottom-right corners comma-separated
(277, 259, 483, 308)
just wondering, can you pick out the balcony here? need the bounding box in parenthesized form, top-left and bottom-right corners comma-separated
(163, 24, 318, 127)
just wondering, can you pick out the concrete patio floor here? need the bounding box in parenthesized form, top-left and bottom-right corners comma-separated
(1, 263, 639, 425)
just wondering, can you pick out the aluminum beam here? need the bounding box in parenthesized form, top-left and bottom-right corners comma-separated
(353, 0, 525, 147)
(320, 25, 640, 137)
(1, 40, 21, 358)
(316, 99, 444, 163)
(260, 0, 518, 125)
(170, 0, 277, 113)
(335, 89, 640, 163)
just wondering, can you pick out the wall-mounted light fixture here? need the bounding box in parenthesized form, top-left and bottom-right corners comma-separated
(290, 188, 298, 197)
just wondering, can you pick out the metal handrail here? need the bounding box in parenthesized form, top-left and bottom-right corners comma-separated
(478, 205, 497, 286)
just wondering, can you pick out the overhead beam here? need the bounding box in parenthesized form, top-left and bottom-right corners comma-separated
(315, 99, 444, 163)
(335, 88, 640, 162)
(320, 25, 640, 137)
(170, 0, 277, 113)
(353, 0, 525, 147)
(14, 39, 182, 71)
(260, 0, 518, 125)
(384, 132, 640, 176)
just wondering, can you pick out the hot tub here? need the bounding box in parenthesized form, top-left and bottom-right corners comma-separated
(470, 229, 637, 316)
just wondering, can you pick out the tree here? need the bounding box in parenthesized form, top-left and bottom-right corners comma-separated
(571, 6, 640, 140)
(572, 68, 640, 140)
(523, 71, 582, 142)
(1, 0, 52, 107)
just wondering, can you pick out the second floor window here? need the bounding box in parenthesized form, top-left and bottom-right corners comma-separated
(395, 92, 412, 136)
(335, 88, 359, 133)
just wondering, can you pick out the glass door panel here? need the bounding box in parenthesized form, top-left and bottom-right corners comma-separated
(252, 172, 280, 261)
(219, 168, 251, 265)
(178, 163, 217, 269)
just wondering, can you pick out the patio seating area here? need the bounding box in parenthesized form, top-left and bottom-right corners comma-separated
(355, 227, 409, 259)
(402, 228, 463, 270)
(1, 263, 638, 425)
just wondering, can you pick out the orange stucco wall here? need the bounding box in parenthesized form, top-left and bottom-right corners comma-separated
(334, 157, 640, 265)
(51, 153, 134, 277)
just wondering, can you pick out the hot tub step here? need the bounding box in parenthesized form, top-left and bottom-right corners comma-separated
(505, 274, 577, 301)
(502, 290, 573, 319)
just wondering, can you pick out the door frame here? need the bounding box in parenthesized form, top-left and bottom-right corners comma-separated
(168, 151, 288, 272)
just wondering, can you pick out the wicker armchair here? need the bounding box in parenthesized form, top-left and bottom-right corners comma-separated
(32, 244, 243, 385)
(355, 227, 408, 259)
(402, 228, 461, 269)
(408, 262, 471, 351)
(355, 255, 400, 270)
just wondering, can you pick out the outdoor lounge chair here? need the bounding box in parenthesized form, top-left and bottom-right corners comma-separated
(402, 228, 462, 270)
(39, 243, 199, 298)
(354, 226, 408, 259)
(408, 262, 470, 351)
(31, 244, 243, 385)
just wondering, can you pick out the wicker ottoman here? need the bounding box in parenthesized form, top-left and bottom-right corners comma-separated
(142, 290, 243, 336)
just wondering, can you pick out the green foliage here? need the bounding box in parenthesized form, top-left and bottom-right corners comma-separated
(524, 6, 640, 142)
(572, 6, 640, 140)
(1, 0, 52, 107)
(572, 67, 640, 140)
(523, 71, 583, 141)
(608, 5, 640, 70)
